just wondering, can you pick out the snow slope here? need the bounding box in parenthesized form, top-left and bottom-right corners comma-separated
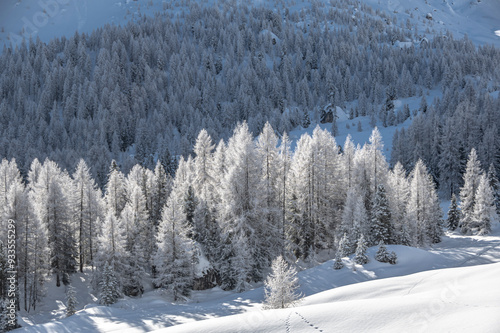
(1, 0, 500, 52)
(158, 262, 500, 333)
(362, 0, 500, 47)
(15, 224, 500, 332)
(0, 0, 168, 51)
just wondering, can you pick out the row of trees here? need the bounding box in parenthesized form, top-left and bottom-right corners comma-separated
(0, 123, 459, 316)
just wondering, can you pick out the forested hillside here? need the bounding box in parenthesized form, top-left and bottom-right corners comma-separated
(0, 0, 499, 193)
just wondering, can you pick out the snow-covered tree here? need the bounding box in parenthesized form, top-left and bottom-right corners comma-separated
(375, 241, 396, 264)
(30, 159, 77, 287)
(487, 164, 500, 216)
(151, 160, 171, 227)
(370, 184, 393, 245)
(263, 256, 302, 309)
(354, 235, 369, 265)
(65, 285, 78, 317)
(386, 162, 410, 245)
(219, 122, 264, 285)
(72, 159, 104, 272)
(99, 263, 121, 306)
(471, 174, 497, 235)
(256, 122, 281, 263)
(154, 191, 193, 301)
(339, 188, 367, 253)
(192, 129, 215, 204)
(277, 132, 292, 256)
(104, 161, 126, 219)
(93, 211, 127, 295)
(333, 249, 344, 270)
(447, 194, 460, 231)
(459, 149, 482, 234)
(406, 160, 443, 246)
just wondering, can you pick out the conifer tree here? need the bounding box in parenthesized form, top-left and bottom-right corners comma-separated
(30, 159, 77, 287)
(447, 194, 460, 231)
(375, 241, 396, 264)
(66, 285, 78, 317)
(487, 164, 500, 216)
(333, 250, 344, 270)
(263, 256, 302, 309)
(459, 149, 482, 234)
(354, 235, 369, 265)
(72, 159, 104, 272)
(99, 263, 121, 306)
(471, 174, 497, 235)
(154, 192, 193, 301)
(371, 184, 393, 245)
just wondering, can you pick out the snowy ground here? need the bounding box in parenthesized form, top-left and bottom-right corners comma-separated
(15, 223, 500, 332)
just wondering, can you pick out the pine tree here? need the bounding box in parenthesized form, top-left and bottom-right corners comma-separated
(371, 184, 393, 245)
(154, 192, 193, 301)
(354, 235, 369, 265)
(471, 174, 497, 235)
(375, 241, 396, 264)
(333, 250, 344, 270)
(99, 263, 121, 306)
(66, 285, 78, 317)
(263, 256, 302, 309)
(487, 164, 500, 216)
(338, 233, 351, 257)
(447, 194, 460, 231)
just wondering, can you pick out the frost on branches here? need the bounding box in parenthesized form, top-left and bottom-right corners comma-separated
(263, 256, 302, 309)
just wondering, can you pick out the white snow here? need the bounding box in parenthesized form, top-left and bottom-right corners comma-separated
(16, 223, 500, 332)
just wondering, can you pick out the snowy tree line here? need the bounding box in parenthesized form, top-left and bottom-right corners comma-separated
(392, 73, 500, 198)
(1, 0, 500, 187)
(6, 122, 495, 315)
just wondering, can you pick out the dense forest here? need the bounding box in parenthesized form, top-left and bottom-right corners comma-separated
(0, 0, 499, 195)
(0, 123, 497, 318)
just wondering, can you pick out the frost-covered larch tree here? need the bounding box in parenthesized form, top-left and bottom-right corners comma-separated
(263, 256, 302, 309)
(154, 188, 194, 301)
(459, 149, 482, 234)
(471, 174, 497, 235)
(406, 159, 443, 246)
